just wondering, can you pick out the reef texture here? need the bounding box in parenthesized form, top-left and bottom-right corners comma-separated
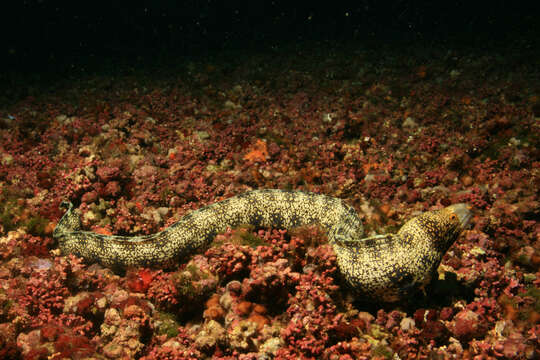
(0, 43, 538, 359)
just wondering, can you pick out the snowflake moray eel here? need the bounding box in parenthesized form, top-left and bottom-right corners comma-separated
(54, 189, 471, 302)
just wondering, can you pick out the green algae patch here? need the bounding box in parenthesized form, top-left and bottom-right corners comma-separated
(210, 226, 267, 248)
(0, 187, 50, 236)
(155, 312, 181, 338)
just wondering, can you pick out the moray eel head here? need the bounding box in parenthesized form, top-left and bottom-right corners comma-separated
(356, 203, 473, 302)
(426, 203, 472, 253)
(397, 203, 472, 252)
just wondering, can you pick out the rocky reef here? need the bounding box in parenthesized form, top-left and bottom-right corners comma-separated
(0, 42, 538, 359)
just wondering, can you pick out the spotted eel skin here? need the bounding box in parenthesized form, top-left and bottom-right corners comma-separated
(54, 189, 471, 302)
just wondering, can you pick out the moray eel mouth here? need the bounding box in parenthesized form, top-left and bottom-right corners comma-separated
(447, 203, 473, 229)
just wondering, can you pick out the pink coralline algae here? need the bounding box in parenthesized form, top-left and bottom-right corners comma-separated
(20, 265, 71, 328)
(206, 240, 254, 280)
(277, 267, 345, 358)
(449, 309, 487, 341)
(17, 324, 96, 360)
(146, 270, 179, 309)
(1, 43, 538, 359)
(100, 307, 147, 358)
(127, 268, 155, 293)
(0, 323, 19, 359)
(242, 258, 300, 304)
(96, 166, 121, 183)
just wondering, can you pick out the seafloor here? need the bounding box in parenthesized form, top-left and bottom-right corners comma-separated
(0, 42, 538, 359)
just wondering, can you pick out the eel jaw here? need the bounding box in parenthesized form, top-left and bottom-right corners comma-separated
(446, 203, 473, 229)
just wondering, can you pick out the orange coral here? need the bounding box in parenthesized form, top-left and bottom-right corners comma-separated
(94, 227, 113, 236)
(243, 139, 268, 163)
(416, 65, 427, 78)
(362, 162, 382, 174)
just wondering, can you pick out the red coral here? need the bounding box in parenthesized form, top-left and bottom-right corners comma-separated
(40, 324, 63, 342)
(420, 320, 450, 344)
(277, 266, 341, 358)
(21, 269, 70, 326)
(101, 180, 122, 197)
(95, 166, 121, 182)
(141, 328, 202, 360)
(117, 296, 152, 315)
(449, 309, 487, 341)
(242, 258, 299, 305)
(22, 347, 49, 360)
(206, 240, 254, 280)
(127, 268, 155, 293)
(418, 136, 441, 154)
(53, 333, 95, 359)
(21, 234, 53, 257)
(455, 186, 490, 209)
(80, 190, 98, 204)
(147, 271, 179, 310)
(0, 323, 19, 359)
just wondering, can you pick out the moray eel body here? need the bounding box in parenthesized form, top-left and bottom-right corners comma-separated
(53, 189, 471, 302)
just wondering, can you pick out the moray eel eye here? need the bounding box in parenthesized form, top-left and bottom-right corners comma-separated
(447, 203, 472, 229)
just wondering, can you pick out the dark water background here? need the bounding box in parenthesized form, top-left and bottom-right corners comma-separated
(2, 1, 538, 90)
